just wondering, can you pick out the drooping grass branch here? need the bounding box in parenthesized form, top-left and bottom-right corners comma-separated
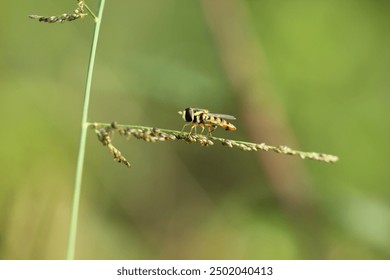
(91, 122, 339, 168)
(28, 0, 97, 23)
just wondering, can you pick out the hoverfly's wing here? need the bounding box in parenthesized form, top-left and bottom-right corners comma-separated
(207, 112, 236, 120)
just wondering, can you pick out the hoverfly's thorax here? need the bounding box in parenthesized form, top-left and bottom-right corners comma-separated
(194, 113, 205, 124)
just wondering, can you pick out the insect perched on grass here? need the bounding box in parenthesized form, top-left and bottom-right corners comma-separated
(178, 107, 237, 136)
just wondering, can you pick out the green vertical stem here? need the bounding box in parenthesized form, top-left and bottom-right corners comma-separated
(66, 0, 106, 260)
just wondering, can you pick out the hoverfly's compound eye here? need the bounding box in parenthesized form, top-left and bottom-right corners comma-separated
(184, 108, 194, 122)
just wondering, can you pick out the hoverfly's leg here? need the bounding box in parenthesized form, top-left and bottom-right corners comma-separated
(207, 126, 217, 136)
(181, 123, 191, 133)
(200, 124, 205, 135)
(189, 124, 198, 135)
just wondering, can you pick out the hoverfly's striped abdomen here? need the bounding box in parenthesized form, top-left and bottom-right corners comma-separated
(204, 115, 236, 131)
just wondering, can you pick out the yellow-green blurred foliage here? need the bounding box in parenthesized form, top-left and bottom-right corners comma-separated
(0, 0, 389, 259)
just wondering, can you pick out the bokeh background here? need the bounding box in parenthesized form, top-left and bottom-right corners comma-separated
(1, 0, 389, 259)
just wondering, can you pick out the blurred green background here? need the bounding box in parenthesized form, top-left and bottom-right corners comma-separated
(1, 0, 389, 259)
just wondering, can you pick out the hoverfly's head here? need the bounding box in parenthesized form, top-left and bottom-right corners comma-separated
(178, 108, 193, 122)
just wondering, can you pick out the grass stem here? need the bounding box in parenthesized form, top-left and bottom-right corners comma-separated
(66, 0, 106, 260)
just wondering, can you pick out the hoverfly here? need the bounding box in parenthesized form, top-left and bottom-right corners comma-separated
(178, 107, 237, 136)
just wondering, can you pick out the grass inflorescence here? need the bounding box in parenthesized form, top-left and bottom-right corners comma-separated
(92, 122, 339, 168)
(28, 0, 97, 23)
